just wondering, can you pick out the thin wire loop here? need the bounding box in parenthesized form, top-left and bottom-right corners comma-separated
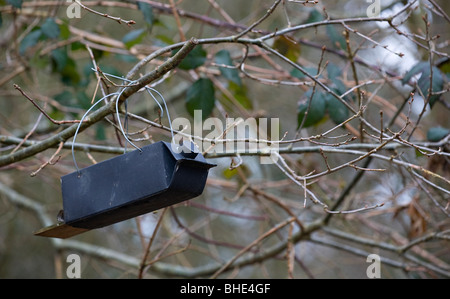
(72, 70, 175, 175)
(72, 92, 119, 175)
(108, 73, 174, 151)
(145, 87, 175, 143)
(92, 69, 165, 116)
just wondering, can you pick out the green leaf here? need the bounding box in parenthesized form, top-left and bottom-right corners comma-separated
(402, 61, 429, 85)
(186, 78, 215, 118)
(51, 49, 80, 86)
(137, 2, 154, 26)
(41, 18, 60, 39)
(215, 49, 241, 86)
(327, 62, 342, 80)
(48, 108, 65, 123)
(155, 34, 174, 46)
(7, 0, 22, 8)
(229, 81, 252, 109)
(96, 123, 107, 141)
(122, 28, 146, 49)
(297, 89, 326, 128)
(59, 22, 71, 40)
(19, 29, 43, 55)
(223, 168, 238, 179)
(99, 65, 121, 77)
(290, 68, 306, 79)
(273, 35, 301, 62)
(30, 51, 50, 69)
(325, 95, 349, 125)
(290, 67, 318, 79)
(51, 48, 68, 72)
(59, 59, 81, 86)
(417, 66, 444, 108)
(427, 126, 449, 142)
(326, 25, 346, 50)
(76, 91, 91, 109)
(115, 54, 138, 63)
(437, 57, 450, 74)
(306, 9, 324, 23)
(177, 45, 207, 70)
(405, 62, 445, 107)
(54, 90, 74, 106)
(71, 41, 84, 51)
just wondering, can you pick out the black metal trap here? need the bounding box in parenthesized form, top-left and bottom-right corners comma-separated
(35, 141, 216, 239)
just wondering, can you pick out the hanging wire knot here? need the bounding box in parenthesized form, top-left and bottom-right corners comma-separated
(72, 70, 175, 177)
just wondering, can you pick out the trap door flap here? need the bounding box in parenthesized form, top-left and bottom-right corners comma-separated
(34, 223, 90, 239)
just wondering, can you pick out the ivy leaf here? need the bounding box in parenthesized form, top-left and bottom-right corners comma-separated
(122, 28, 146, 49)
(229, 81, 252, 110)
(59, 58, 81, 86)
(417, 67, 444, 108)
(306, 9, 324, 23)
(59, 22, 71, 40)
(273, 35, 301, 62)
(326, 25, 346, 50)
(51, 48, 80, 86)
(305, 11, 346, 50)
(215, 49, 241, 86)
(41, 18, 60, 39)
(402, 61, 429, 85)
(327, 62, 342, 80)
(76, 90, 91, 109)
(51, 48, 68, 72)
(297, 89, 326, 128)
(137, 2, 154, 26)
(403, 61, 444, 108)
(7, 0, 22, 8)
(437, 57, 450, 75)
(96, 123, 107, 141)
(19, 29, 43, 55)
(427, 126, 449, 142)
(177, 45, 207, 70)
(290, 66, 319, 79)
(186, 78, 215, 119)
(54, 90, 74, 107)
(325, 95, 349, 125)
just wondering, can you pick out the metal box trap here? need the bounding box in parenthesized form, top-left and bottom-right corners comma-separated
(35, 141, 216, 239)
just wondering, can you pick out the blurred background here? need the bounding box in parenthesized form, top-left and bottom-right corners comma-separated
(0, 0, 449, 278)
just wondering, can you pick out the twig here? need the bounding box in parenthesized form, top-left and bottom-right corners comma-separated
(138, 208, 168, 279)
(74, 0, 136, 25)
(11, 107, 44, 154)
(286, 222, 295, 279)
(428, 0, 450, 23)
(348, 164, 385, 172)
(0, 38, 199, 168)
(343, 29, 364, 142)
(30, 142, 63, 177)
(407, 14, 434, 141)
(288, 0, 318, 4)
(169, 0, 186, 41)
(233, 0, 282, 40)
(319, 148, 331, 172)
(296, 45, 327, 134)
(210, 217, 296, 278)
(14, 84, 83, 125)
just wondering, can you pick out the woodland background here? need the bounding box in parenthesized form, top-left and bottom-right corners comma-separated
(0, 0, 449, 278)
